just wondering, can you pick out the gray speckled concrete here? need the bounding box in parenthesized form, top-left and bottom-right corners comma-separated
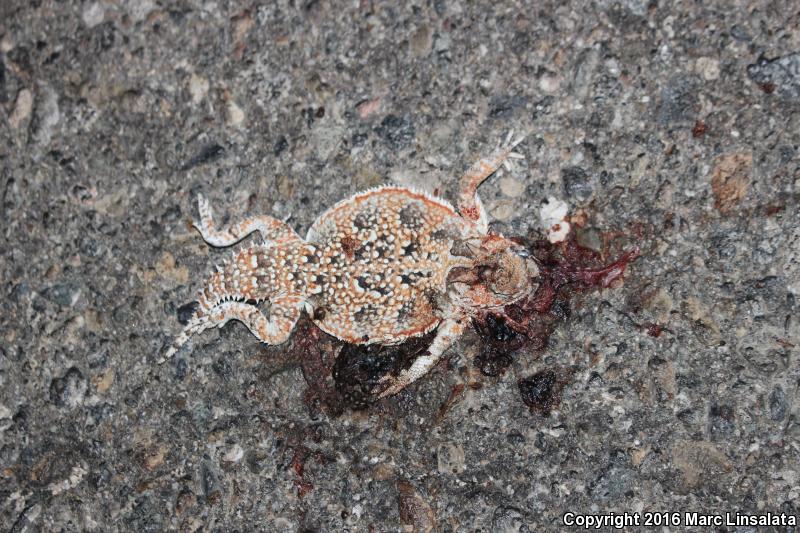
(1, 1, 798, 531)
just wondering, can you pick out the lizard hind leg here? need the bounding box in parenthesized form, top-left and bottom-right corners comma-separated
(160, 243, 305, 362)
(192, 295, 304, 346)
(160, 294, 305, 363)
(194, 194, 302, 248)
(160, 312, 215, 363)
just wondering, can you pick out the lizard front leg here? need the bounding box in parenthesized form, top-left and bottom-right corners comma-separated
(194, 194, 301, 247)
(374, 316, 468, 398)
(457, 132, 525, 233)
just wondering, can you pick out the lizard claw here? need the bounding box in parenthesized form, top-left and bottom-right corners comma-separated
(498, 130, 526, 171)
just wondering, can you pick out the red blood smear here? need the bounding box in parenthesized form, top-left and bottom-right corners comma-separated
(645, 323, 663, 337)
(562, 247, 641, 288)
(290, 447, 314, 498)
(517, 247, 640, 316)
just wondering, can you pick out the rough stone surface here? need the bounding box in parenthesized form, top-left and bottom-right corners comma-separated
(1, 1, 798, 531)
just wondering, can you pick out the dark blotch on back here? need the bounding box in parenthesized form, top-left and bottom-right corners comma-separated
(373, 285, 390, 296)
(398, 203, 425, 230)
(353, 304, 380, 325)
(352, 210, 373, 230)
(402, 241, 419, 256)
(430, 228, 451, 242)
(422, 288, 439, 308)
(396, 300, 416, 323)
(373, 243, 389, 258)
(354, 245, 371, 261)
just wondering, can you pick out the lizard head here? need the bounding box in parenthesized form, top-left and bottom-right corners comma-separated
(477, 234, 539, 304)
(449, 234, 539, 310)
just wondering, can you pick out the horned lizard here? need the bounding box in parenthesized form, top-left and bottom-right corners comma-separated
(164, 132, 539, 397)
